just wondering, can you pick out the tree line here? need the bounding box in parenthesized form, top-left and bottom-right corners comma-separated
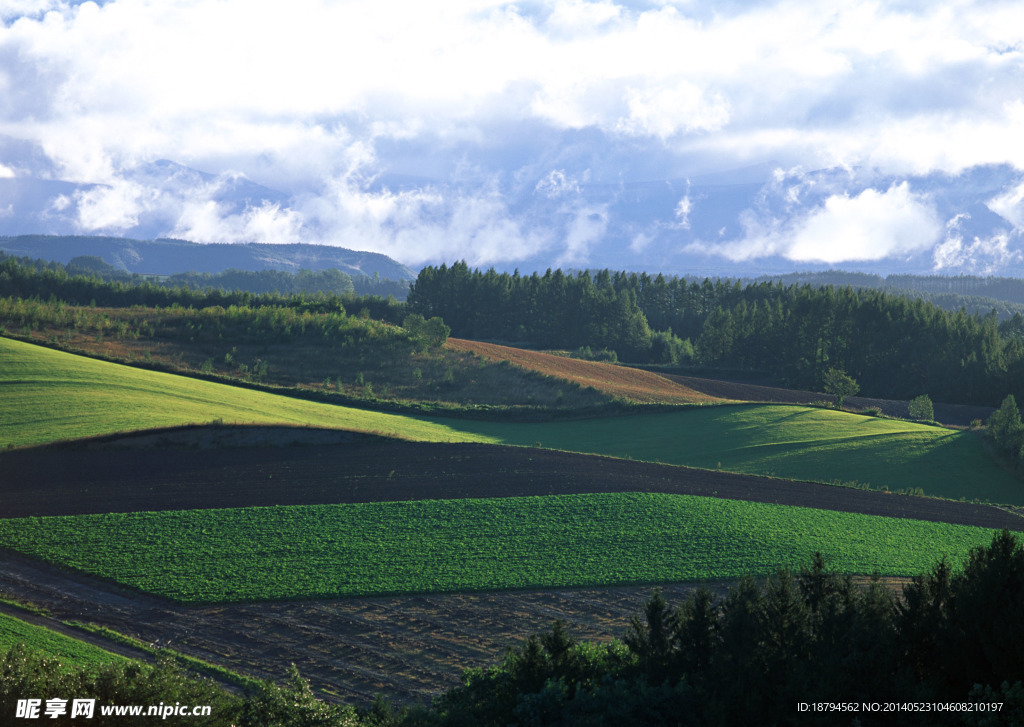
(0, 253, 407, 324)
(408, 263, 1024, 406)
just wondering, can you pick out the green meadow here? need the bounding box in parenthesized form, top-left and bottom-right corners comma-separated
(0, 336, 495, 448)
(0, 494, 1002, 602)
(3, 336, 1019, 504)
(454, 405, 1022, 504)
(0, 612, 129, 669)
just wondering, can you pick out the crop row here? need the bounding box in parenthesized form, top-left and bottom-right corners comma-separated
(0, 493, 1001, 603)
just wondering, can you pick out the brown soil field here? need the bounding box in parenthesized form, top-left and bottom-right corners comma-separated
(663, 373, 996, 427)
(1, 431, 1019, 705)
(446, 338, 718, 404)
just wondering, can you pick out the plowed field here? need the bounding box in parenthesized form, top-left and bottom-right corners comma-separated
(446, 339, 717, 404)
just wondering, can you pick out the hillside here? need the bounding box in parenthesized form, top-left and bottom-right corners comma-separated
(0, 234, 415, 280)
(4, 336, 1021, 503)
(447, 338, 716, 404)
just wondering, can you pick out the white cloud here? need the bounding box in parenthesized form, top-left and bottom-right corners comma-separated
(172, 201, 304, 246)
(556, 203, 608, 265)
(673, 192, 692, 230)
(933, 214, 1022, 273)
(535, 169, 581, 199)
(74, 179, 147, 232)
(987, 178, 1024, 229)
(689, 182, 943, 263)
(0, 162, 13, 177)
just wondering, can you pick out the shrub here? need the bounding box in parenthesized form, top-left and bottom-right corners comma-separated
(908, 394, 934, 422)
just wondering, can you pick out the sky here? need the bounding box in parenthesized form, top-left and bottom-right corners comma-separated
(1, 0, 1023, 272)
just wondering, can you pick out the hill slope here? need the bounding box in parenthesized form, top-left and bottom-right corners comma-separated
(447, 338, 716, 404)
(0, 235, 415, 280)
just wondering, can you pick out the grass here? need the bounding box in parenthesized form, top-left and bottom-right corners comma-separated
(0, 612, 131, 669)
(451, 405, 1024, 505)
(0, 336, 497, 449)
(0, 494, 1003, 602)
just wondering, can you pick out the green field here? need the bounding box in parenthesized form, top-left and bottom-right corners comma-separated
(0, 494, 1002, 602)
(0, 612, 129, 669)
(454, 405, 1022, 504)
(0, 336, 495, 448)
(3, 335, 1020, 503)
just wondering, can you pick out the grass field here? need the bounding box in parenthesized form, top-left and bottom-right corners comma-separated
(0, 612, 129, 669)
(0, 336, 496, 449)
(4, 335, 1020, 504)
(0, 494, 1003, 602)
(454, 405, 1024, 504)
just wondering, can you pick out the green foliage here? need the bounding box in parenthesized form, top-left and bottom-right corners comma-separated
(0, 494, 1004, 602)
(986, 394, 1024, 462)
(0, 647, 241, 726)
(821, 367, 859, 407)
(402, 313, 450, 350)
(908, 394, 934, 421)
(572, 346, 617, 362)
(408, 264, 656, 361)
(0, 613, 130, 670)
(240, 665, 359, 727)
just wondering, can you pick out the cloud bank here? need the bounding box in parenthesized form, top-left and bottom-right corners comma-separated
(0, 0, 1022, 271)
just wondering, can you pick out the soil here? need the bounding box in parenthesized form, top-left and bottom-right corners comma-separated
(2, 429, 1020, 705)
(447, 338, 718, 404)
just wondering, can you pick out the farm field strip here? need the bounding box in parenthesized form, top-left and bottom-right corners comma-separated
(0, 493, 1004, 603)
(0, 336, 496, 449)
(448, 405, 1024, 505)
(446, 338, 718, 404)
(4, 439, 1021, 532)
(0, 610, 131, 669)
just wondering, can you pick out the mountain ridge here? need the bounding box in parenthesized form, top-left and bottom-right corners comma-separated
(0, 235, 416, 281)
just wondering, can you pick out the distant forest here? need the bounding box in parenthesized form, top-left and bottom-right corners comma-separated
(748, 270, 1024, 320)
(6, 252, 410, 300)
(0, 253, 406, 323)
(408, 263, 1024, 407)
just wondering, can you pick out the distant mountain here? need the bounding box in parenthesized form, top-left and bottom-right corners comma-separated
(0, 235, 416, 281)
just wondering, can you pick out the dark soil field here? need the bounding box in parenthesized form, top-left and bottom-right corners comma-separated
(2, 430, 1022, 530)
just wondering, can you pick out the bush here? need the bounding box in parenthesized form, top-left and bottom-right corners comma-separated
(908, 394, 934, 421)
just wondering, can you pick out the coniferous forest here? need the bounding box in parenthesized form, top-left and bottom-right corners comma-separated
(408, 262, 1024, 407)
